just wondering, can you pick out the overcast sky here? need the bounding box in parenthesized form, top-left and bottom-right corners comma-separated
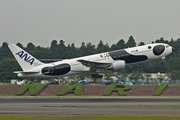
(0, 0, 180, 47)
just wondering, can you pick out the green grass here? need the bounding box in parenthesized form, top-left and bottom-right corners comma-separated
(153, 84, 168, 96)
(57, 84, 83, 96)
(0, 114, 180, 120)
(1, 95, 180, 98)
(55, 105, 180, 109)
(103, 84, 131, 96)
(15, 84, 48, 96)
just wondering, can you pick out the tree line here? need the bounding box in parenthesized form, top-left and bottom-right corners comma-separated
(0, 36, 180, 81)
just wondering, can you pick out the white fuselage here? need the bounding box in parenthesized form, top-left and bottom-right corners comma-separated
(15, 43, 173, 78)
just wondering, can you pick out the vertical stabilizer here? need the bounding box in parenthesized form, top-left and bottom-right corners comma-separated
(8, 44, 44, 71)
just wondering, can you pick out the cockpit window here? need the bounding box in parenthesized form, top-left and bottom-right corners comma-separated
(166, 45, 169, 48)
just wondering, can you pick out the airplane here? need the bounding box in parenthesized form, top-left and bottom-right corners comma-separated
(8, 43, 174, 78)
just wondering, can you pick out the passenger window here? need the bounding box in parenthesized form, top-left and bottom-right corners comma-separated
(148, 46, 151, 49)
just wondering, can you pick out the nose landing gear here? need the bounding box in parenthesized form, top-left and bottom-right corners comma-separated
(162, 57, 165, 65)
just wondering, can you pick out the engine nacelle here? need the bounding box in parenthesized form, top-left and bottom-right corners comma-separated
(107, 60, 126, 71)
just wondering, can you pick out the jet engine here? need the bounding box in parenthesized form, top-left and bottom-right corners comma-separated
(106, 60, 126, 71)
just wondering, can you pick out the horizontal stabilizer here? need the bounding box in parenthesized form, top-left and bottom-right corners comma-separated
(14, 71, 39, 74)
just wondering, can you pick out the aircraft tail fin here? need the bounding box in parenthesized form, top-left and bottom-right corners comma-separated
(8, 44, 44, 71)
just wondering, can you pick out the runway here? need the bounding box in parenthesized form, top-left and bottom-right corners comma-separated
(0, 98, 180, 115)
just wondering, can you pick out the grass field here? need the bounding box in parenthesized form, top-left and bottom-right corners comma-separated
(57, 105, 180, 109)
(0, 114, 180, 120)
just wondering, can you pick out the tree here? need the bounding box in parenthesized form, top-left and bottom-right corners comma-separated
(96, 40, 109, 53)
(77, 72, 94, 81)
(117, 69, 128, 79)
(66, 44, 77, 59)
(70, 43, 77, 58)
(155, 37, 169, 44)
(35, 46, 49, 59)
(50, 40, 58, 58)
(168, 70, 180, 81)
(86, 42, 95, 55)
(138, 42, 145, 46)
(0, 42, 12, 60)
(55, 40, 67, 59)
(129, 71, 144, 83)
(80, 42, 87, 56)
(50, 40, 58, 50)
(101, 70, 114, 80)
(156, 74, 165, 84)
(116, 39, 126, 49)
(110, 44, 116, 51)
(26, 42, 35, 51)
(144, 73, 152, 82)
(126, 36, 136, 47)
(104, 43, 109, 52)
(16, 43, 24, 49)
(0, 58, 21, 81)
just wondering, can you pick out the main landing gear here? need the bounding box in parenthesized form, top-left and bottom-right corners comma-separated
(92, 74, 103, 78)
(162, 57, 165, 65)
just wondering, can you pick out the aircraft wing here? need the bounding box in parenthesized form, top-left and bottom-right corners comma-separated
(77, 59, 111, 69)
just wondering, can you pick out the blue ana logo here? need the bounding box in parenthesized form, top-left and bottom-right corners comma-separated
(131, 49, 138, 53)
(16, 51, 35, 65)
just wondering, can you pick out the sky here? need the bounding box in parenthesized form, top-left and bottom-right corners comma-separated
(0, 0, 180, 47)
